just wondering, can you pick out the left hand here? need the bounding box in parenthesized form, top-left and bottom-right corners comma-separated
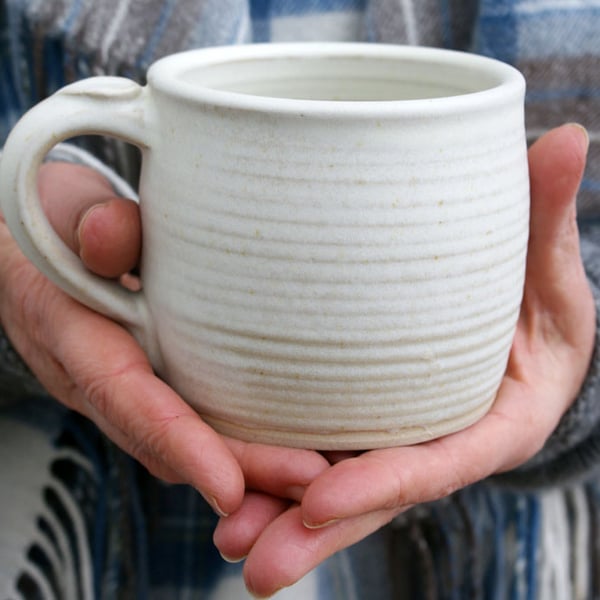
(214, 124, 595, 597)
(0, 162, 330, 518)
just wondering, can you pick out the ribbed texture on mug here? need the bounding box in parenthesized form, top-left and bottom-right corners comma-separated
(140, 102, 529, 449)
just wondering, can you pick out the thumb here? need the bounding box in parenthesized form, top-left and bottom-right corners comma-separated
(527, 124, 589, 272)
(38, 161, 141, 278)
(520, 123, 594, 378)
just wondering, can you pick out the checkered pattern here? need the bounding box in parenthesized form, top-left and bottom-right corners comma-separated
(2, 0, 598, 207)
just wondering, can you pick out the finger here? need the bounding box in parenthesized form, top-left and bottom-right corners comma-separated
(299, 376, 546, 527)
(213, 492, 290, 562)
(243, 505, 401, 598)
(45, 294, 245, 517)
(78, 198, 141, 277)
(1, 251, 236, 508)
(38, 162, 141, 277)
(527, 124, 588, 283)
(521, 124, 594, 386)
(225, 438, 330, 502)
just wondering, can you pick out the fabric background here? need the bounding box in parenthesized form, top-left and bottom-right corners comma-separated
(1, 1, 600, 598)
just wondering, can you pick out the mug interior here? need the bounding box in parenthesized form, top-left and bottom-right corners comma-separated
(179, 54, 505, 102)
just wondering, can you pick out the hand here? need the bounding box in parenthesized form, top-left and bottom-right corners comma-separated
(0, 161, 329, 517)
(213, 124, 595, 597)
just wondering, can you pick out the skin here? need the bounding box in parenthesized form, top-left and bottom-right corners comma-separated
(0, 124, 594, 597)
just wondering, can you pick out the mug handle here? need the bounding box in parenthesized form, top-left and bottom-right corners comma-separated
(0, 77, 161, 368)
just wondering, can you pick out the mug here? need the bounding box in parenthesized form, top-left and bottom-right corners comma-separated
(0, 43, 529, 450)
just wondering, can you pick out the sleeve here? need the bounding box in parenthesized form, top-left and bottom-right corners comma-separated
(0, 143, 138, 405)
(492, 228, 600, 488)
(0, 330, 44, 405)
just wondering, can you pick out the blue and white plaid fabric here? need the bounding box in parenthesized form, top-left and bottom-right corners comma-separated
(474, 0, 600, 210)
(476, 0, 600, 62)
(2, 1, 600, 598)
(2, 0, 598, 209)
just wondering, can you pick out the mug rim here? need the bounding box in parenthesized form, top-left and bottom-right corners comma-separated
(147, 42, 525, 118)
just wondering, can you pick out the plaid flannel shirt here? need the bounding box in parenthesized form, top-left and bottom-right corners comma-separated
(1, 0, 599, 209)
(1, 1, 600, 599)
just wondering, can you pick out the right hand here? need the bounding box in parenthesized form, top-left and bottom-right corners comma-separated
(0, 161, 329, 516)
(213, 124, 597, 597)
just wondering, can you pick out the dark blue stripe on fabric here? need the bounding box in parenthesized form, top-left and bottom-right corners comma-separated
(0, 10, 19, 142)
(20, 17, 37, 106)
(583, 179, 600, 193)
(136, 0, 178, 70)
(476, 0, 519, 63)
(43, 38, 67, 95)
(526, 497, 540, 600)
(485, 492, 507, 600)
(5, 2, 28, 111)
(251, 0, 272, 18)
(438, 0, 454, 48)
(274, 0, 365, 16)
(128, 461, 149, 600)
(252, 0, 365, 18)
(250, 0, 271, 41)
(511, 497, 528, 600)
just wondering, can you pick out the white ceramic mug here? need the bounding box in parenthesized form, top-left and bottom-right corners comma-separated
(0, 43, 529, 450)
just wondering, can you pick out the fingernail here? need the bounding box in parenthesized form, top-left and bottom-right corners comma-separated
(569, 123, 590, 153)
(247, 586, 280, 599)
(78, 202, 106, 230)
(77, 203, 107, 251)
(204, 494, 229, 518)
(219, 550, 246, 564)
(302, 517, 340, 530)
(246, 575, 282, 599)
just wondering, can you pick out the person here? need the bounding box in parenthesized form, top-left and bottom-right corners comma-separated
(1, 0, 599, 598)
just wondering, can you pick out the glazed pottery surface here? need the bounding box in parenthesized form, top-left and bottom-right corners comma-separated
(0, 43, 529, 449)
